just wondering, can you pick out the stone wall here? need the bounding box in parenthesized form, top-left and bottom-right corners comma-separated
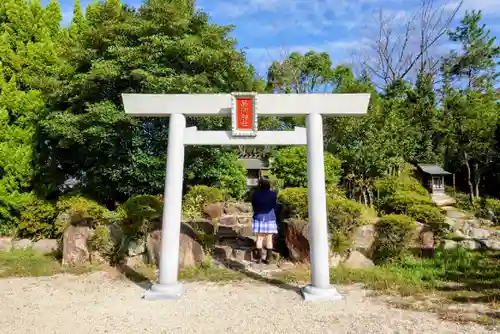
(4, 201, 500, 274)
(0, 237, 58, 254)
(440, 207, 500, 250)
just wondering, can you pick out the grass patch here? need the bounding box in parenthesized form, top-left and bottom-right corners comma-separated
(273, 248, 500, 301)
(271, 248, 500, 325)
(132, 258, 245, 284)
(271, 263, 310, 283)
(179, 264, 245, 282)
(0, 249, 98, 278)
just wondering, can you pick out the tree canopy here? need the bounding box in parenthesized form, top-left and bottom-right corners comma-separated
(0, 2, 499, 235)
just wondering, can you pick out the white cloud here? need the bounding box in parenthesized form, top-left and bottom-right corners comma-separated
(244, 38, 372, 76)
(461, 0, 500, 14)
(198, 0, 407, 35)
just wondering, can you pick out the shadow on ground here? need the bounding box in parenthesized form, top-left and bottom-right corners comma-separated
(116, 264, 153, 290)
(222, 258, 302, 295)
(115, 259, 301, 297)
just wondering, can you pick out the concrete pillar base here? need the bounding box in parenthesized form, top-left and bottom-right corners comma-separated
(143, 283, 184, 301)
(301, 284, 343, 302)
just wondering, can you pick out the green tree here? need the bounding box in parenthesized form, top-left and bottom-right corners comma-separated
(0, 0, 65, 233)
(35, 0, 261, 204)
(442, 90, 498, 198)
(405, 72, 441, 163)
(446, 10, 500, 90)
(267, 51, 334, 93)
(270, 146, 342, 188)
(0, 74, 44, 234)
(0, 0, 67, 93)
(266, 51, 336, 129)
(185, 148, 247, 200)
(325, 66, 414, 205)
(441, 10, 500, 198)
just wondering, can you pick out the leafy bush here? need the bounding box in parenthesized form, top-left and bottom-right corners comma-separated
(484, 197, 500, 219)
(56, 196, 113, 227)
(269, 174, 285, 193)
(278, 187, 309, 220)
(360, 205, 379, 223)
(326, 184, 346, 199)
(17, 200, 58, 240)
(373, 173, 434, 218)
(0, 192, 34, 236)
(88, 226, 114, 261)
(185, 149, 246, 200)
(217, 154, 247, 200)
(183, 185, 223, 219)
(378, 190, 433, 214)
(455, 192, 481, 213)
(270, 146, 342, 188)
(373, 214, 416, 263)
(375, 174, 428, 198)
(327, 199, 366, 252)
(406, 204, 447, 237)
(120, 195, 163, 239)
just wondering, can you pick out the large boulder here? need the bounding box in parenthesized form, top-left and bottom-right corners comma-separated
(411, 223, 435, 254)
(146, 230, 161, 268)
(219, 215, 238, 226)
(481, 240, 500, 250)
(0, 237, 12, 252)
(343, 250, 374, 269)
(446, 210, 468, 219)
(127, 239, 146, 256)
(212, 237, 256, 263)
(224, 202, 252, 215)
(187, 219, 215, 235)
(62, 224, 92, 266)
(146, 223, 205, 270)
(108, 223, 124, 244)
(351, 224, 375, 257)
(215, 215, 253, 239)
(32, 239, 59, 255)
(352, 222, 436, 259)
(12, 239, 33, 250)
(469, 228, 490, 240)
(203, 203, 224, 219)
(179, 234, 205, 269)
(284, 220, 310, 262)
(329, 253, 347, 268)
(418, 226, 435, 257)
(459, 239, 481, 250)
(442, 239, 458, 249)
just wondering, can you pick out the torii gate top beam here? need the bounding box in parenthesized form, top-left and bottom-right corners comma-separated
(122, 93, 370, 117)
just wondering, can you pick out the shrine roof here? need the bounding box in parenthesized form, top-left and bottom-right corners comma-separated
(416, 163, 451, 175)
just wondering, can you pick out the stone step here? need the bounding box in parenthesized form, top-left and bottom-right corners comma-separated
(213, 245, 280, 264)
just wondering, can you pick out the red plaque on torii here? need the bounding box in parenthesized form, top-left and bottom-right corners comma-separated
(231, 92, 258, 137)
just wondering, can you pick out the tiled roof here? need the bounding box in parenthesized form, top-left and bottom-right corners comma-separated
(416, 163, 451, 175)
(239, 158, 269, 170)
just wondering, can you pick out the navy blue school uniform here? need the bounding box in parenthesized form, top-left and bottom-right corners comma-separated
(251, 189, 278, 234)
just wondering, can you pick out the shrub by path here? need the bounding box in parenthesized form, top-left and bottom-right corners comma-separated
(0, 272, 497, 334)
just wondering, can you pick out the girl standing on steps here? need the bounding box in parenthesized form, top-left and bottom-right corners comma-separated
(251, 176, 278, 264)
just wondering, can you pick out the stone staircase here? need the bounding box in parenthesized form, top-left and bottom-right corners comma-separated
(431, 193, 456, 207)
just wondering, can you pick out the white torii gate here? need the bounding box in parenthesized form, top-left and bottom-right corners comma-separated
(122, 92, 370, 301)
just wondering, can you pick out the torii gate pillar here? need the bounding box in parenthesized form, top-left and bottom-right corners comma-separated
(122, 92, 370, 301)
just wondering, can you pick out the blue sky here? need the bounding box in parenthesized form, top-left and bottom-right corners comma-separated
(47, 0, 500, 78)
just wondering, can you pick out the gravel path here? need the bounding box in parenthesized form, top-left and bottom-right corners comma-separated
(0, 272, 496, 334)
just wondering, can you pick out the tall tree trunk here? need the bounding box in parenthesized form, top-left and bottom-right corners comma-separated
(464, 153, 474, 200)
(361, 188, 368, 205)
(367, 186, 374, 207)
(473, 163, 480, 198)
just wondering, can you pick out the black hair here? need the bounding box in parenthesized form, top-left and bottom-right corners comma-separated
(259, 176, 271, 190)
